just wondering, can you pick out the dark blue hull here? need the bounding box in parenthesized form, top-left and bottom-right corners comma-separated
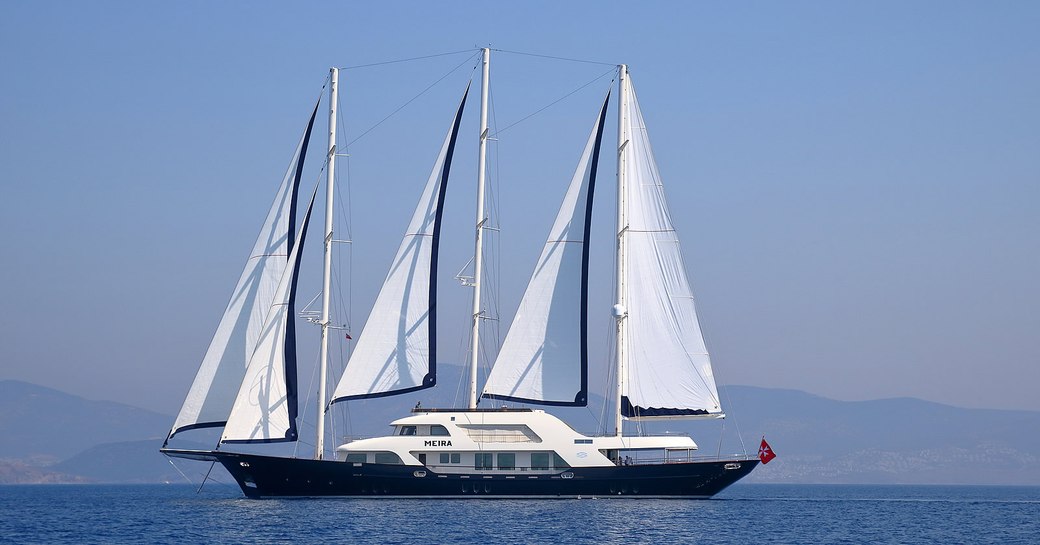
(165, 449, 758, 498)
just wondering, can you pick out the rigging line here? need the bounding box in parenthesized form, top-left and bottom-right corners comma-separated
(339, 48, 478, 70)
(344, 50, 481, 149)
(165, 458, 196, 485)
(491, 67, 617, 137)
(491, 48, 618, 67)
(196, 461, 215, 494)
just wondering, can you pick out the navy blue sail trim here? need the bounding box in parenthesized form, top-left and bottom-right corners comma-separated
(576, 91, 610, 407)
(281, 184, 320, 442)
(481, 91, 610, 408)
(621, 396, 710, 418)
(164, 421, 227, 445)
(221, 436, 299, 444)
(288, 101, 320, 253)
(481, 392, 589, 407)
(277, 101, 319, 443)
(329, 83, 470, 405)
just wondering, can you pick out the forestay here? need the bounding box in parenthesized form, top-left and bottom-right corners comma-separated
(482, 94, 610, 406)
(619, 80, 722, 418)
(168, 104, 318, 439)
(330, 87, 469, 402)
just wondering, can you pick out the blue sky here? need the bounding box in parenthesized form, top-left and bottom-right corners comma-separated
(1, 1, 1038, 414)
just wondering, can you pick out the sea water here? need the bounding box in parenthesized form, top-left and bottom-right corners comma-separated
(0, 483, 1037, 544)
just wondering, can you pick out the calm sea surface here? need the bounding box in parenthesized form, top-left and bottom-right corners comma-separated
(0, 483, 1037, 544)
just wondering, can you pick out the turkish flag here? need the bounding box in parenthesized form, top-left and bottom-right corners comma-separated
(759, 438, 776, 464)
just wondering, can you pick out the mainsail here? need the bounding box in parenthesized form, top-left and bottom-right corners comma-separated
(221, 185, 318, 443)
(168, 103, 318, 439)
(330, 86, 469, 402)
(482, 94, 610, 406)
(619, 78, 722, 418)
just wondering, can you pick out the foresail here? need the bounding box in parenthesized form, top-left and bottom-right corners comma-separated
(168, 102, 318, 439)
(482, 94, 609, 406)
(330, 86, 469, 402)
(620, 80, 722, 419)
(221, 185, 318, 443)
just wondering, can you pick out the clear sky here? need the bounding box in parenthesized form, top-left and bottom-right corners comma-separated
(1, 1, 1038, 415)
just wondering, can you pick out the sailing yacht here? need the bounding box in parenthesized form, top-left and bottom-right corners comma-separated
(162, 49, 760, 498)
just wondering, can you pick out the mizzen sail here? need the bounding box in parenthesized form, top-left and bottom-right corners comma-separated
(619, 79, 722, 419)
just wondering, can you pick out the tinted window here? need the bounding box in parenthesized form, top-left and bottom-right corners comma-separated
(345, 453, 366, 463)
(430, 425, 450, 436)
(531, 452, 550, 470)
(497, 453, 515, 470)
(374, 452, 403, 464)
(439, 453, 450, 464)
(474, 452, 493, 470)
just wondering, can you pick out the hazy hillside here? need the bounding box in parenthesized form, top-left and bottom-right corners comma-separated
(720, 386, 1040, 484)
(52, 439, 232, 484)
(0, 380, 170, 463)
(2, 379, 1037, 485)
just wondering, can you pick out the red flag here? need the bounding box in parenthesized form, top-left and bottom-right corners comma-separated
(759, 437, 776, 464)
(344, 333, 352, 340)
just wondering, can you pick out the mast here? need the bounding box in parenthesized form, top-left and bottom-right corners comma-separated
(613, 65, 629, 437)
(467, 48, 490, 409)
(316, 67, 338, 459)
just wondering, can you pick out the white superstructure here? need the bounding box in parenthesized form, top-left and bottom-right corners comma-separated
(335, 409, 698, 472)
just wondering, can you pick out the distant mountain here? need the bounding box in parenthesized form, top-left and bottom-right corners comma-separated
(718, 386, 1040, 485)
(0, 380, 170, 463)
(2, 379, 1037, 485)
(0, 459, 90, 484)
(52, 439, 231, 484)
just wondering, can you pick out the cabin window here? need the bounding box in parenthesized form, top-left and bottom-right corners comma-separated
(451, 453, 460, 464)
(474, 452, 493, 470)
(399, 426, 417, 436)
(553, 453, 570, 469)
(345, 453, 367, 463)
(374, 452, 403, 465)
(439, 453, 461, 464)
(430, 424, 450, 436)
(531, 452, 550, 470)
(497, 453, 515, 470)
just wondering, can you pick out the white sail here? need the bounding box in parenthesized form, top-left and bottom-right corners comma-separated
(620, 80, 722, 418)
(331, 88, 468, 402)
(221, 186, 317, 443)
(482, 95, 609, 406)
(168, 105, 317, 439)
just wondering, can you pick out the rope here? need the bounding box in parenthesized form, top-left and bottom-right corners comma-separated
(344, 51, 481, 148)
(491, 48, 618, 67)
(492, 67, 618, 136)
(339, 49, 477, 70)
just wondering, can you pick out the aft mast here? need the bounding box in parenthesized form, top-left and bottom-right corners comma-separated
(613, 65, 629, 437)
(316, 67, 338, 460)
(467, 48, 491, 409)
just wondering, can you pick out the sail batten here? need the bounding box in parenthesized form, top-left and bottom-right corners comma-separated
(619, 78, 722, 419)
(482, 93, 610, 407)
(168, 102, 319, 440)
(330, 86, 469, 403)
